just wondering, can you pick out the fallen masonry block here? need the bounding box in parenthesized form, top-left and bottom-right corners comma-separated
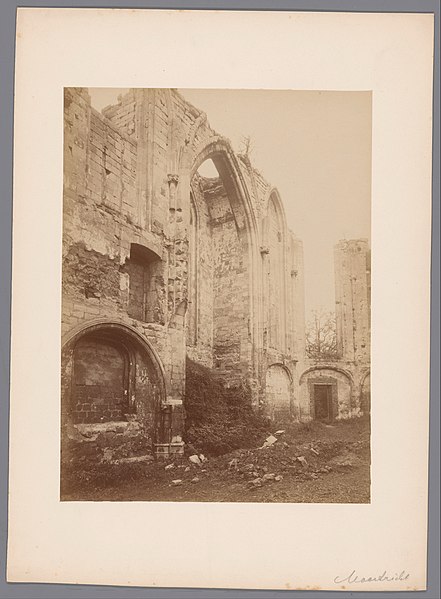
(101, 448, 113, 463)
(191, 477, 200, 484)
(297, 456, 308, 467)
(228, 458, 239, 470)
(274, 430, 286, 436)
(261, 435, 278, 448)
(114, 455, 154, 464)
(189, 454, 202, 466)
(248, 478, 262, 487)
(275, 475, 283, 482)
(171, 479, 183, 486)
(262, 473, 276, 481)
(165, 463, 175, 470)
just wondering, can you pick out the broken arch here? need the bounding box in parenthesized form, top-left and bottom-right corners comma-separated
(184, 137, 259, 385)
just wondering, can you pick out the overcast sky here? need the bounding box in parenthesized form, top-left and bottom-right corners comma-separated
(89, 88, 371, 318)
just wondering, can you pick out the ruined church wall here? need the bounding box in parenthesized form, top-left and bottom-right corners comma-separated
(299, 359, 370, 419)
(299, 240, 370, 421)
(62, 88, 184, 413)
(63, 86, 308, 443)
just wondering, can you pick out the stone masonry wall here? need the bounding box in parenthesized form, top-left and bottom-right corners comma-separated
(334, 239, 371, 363)
(299, 239, 370, 421)
(62, 87, 308, 456)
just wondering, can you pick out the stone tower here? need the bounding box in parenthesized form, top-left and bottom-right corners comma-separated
(334, 239, 371, 362)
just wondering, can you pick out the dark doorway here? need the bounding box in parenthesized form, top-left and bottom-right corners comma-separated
(314, 384, 333, 421)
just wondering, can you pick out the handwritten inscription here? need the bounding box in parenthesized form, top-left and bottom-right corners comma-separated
(334, 570, 410, 585)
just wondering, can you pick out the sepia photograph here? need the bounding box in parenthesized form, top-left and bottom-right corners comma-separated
(60, 87, 371, 502)
(7, 7, 434, 591)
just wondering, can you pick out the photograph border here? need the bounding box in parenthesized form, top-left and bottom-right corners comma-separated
(1, 1, 439, 597)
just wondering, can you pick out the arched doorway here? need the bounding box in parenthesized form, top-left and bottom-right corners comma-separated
(265, 364, 292, 421)
(61, 322, 166, 444)
(299, 367, 353, 421)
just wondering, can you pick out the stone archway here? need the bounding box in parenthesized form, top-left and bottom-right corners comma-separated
(184, 137, 260, 393)
(360, 371, 371, 415)
(299, 366, 354, 420)
(61, 321, 166, 445)
(265, 364, 292, 422)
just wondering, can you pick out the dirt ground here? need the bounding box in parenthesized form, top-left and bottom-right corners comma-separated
(62, 417, 370, 503)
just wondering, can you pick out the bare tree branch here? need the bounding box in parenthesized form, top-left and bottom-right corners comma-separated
(239, 135, 254, 158)
(305, 309, 338, 359)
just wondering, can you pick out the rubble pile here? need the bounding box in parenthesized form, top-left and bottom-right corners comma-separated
(61, 418, 370, 501)
(156, 428, 368, 491)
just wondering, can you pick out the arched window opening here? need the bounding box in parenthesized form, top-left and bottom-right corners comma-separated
(197, 158, 219, 178)
(186, 145, 251, 374)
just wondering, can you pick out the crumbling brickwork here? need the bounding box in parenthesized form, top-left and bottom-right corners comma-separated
(62, 88, 306, 455)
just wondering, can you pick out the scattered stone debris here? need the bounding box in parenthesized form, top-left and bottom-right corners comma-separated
(62, 418, 370, 503)
(248, 478, 262, 488)
(65, 424, 87, 443)
(274, 430, 285, 436)
(101, 448, 113, 463)
(329, 452, 361, 468)
(199, 454, 207, 463)
(116, 455, 153, 464)
(261, 434, 278, 448)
